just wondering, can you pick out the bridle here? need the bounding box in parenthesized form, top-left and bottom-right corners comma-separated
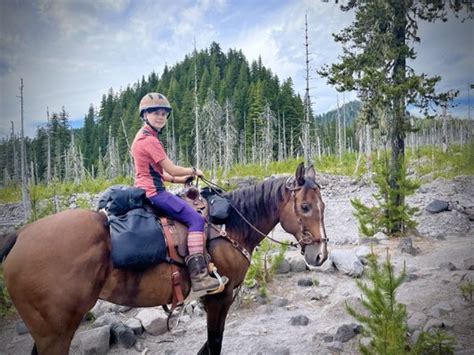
(285, 177, 329, 254)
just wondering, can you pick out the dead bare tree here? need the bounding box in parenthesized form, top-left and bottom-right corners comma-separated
(10, 121, 19, 184)
(18, 78, 31, 222)
(193, 38, 201, 168)
(223, 99, 237, 177)
(262, 104, 275, 169)
(201, 90, 222, 179)
(303, 12, 312, 166)
(46, 107, 52, 184)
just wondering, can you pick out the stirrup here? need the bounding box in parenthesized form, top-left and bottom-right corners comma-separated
(204, 262, 228, 295)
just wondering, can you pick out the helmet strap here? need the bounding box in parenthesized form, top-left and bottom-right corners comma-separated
(142, 113, 161, 135)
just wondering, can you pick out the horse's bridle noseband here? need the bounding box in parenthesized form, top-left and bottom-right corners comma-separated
(285, 177, 329, 254)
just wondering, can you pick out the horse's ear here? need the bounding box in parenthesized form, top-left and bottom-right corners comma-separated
(295, 162, 305, 186)
(306, 164, 316, 181)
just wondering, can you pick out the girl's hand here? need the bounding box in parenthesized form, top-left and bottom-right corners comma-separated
(193, 167, 204, 177)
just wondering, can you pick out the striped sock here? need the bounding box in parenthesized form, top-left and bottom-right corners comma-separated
(188, 231, 205, 255)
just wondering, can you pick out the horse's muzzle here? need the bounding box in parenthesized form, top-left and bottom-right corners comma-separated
(303, 242, 328, 267)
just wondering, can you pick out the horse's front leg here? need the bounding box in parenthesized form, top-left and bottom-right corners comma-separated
(198, 288, 234, 355)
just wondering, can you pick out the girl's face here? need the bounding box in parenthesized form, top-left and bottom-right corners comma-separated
(146, 109, 168, 130)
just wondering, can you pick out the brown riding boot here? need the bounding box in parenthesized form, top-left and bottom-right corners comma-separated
(185, 253, 222, 293)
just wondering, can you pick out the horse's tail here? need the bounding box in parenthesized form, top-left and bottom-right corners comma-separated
(0, 232, 17, 262)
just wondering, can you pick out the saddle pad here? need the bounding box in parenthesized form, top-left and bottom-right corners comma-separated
(109, 208, 167, 269)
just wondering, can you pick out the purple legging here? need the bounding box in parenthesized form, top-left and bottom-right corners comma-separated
(149, 191, 205, 232)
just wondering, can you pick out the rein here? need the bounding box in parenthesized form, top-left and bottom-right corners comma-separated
(199, 176, 303, 250)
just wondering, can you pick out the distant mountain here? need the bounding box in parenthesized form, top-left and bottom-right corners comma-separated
(316, 100, 361, 125)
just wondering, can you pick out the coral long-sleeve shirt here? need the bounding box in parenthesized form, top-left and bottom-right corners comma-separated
(131, 125, 168, 198)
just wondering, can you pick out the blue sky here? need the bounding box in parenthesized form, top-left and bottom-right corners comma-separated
(0, 0, 472, 138)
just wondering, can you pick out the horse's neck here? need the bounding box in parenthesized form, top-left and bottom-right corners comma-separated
(227, 179, 287, 252)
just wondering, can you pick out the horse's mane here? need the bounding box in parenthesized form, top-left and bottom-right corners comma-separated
(223, 177, 290, 249)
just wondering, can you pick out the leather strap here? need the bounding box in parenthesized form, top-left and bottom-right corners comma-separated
(160, 218, 185, 310)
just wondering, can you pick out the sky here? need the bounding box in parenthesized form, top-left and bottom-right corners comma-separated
(0, 0, 472, 138)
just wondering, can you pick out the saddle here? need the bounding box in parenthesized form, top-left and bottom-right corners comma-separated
(98, 185, 225, 268)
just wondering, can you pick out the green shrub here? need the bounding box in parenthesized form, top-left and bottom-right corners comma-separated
(244, 239, 288, 297)
(459, 277, 474, 302)
(413, 329, 456, 355)
(346, 251, 408, 355)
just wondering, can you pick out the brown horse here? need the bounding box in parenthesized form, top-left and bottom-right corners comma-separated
(1, 163, 328, 355)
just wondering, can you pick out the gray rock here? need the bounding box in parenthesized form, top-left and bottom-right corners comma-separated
(397, 237, 419, 256)
(92, 313, 123, 328)
(327, 341, 344, 352)
(355, 246, 372, 259)
(110, 323, 136, 348)
(70, 325, 110, 355)
(289, 257, 307, 272)
(463, 206, 474, 221)
(136, 308, 168, 335)
(334, 324, 357, 343)
(272, 296, 289, 307)
(276, 258, 290, 274)
(323, 335, 334, 343)
(330, 250, 364, 277)
(407, 312, 428, 332)
(374, 232, 389, 240)
(442, 320, 454, 329)
(297, 277, 314, 287)
(429, 302, 453, 318)
(439, 262, 457, 271)
(290, 315, 309, 326)
(124, 318, 143, 335)
(90, 300, 132, 318)
(410, 330, 422, 345)
(426, 200, 449, 213)
(16, 321, 29, 335)
(463, 257, 474, 270)
(423, 318, 444, 332)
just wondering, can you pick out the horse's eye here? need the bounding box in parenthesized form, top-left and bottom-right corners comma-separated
(301, 203, 311, 213)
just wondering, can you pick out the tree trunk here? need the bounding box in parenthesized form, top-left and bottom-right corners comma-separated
(389, 2, 408, 234)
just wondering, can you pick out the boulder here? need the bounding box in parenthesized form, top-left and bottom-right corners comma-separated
(439, 262, 457, 271)
(276, 258, 290, 274)
(330, 250, 364, 277)
(463, 257, 474, 270)
(135, 308, 169, 335)
(426, 200, 449, 213)
(92, 312, 123, 328)
(297, 277, 314, 287)
(70, 325, 110, 355)
(407, 312, 427, 332)
(334, 324, 357, 343)
(290, 315, 309, 326)
(110, 323, 136, 348)
(397, 237, 419, 256)
(125, 318, 143, 335)
(429, 302, 453, 318)
(16, 321, 29, 335)
(289, 257, 307, 272)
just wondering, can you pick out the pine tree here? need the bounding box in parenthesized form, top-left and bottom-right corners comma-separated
(351, 156, 419, 237)
(320, 1, 468, 234)
(346, 251, 408, 355)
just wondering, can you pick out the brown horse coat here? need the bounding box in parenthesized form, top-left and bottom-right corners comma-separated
(2, 163, 328, 355)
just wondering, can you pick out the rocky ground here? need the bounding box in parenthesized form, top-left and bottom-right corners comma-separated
(0, 174, 473, 354)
